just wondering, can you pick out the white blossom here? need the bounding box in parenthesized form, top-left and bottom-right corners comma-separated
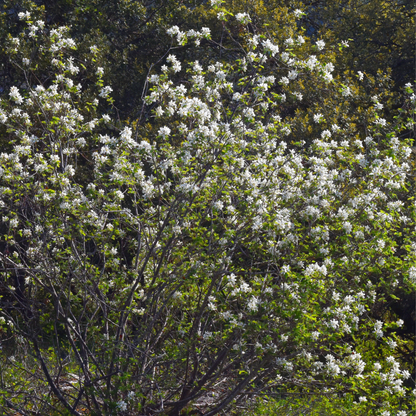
(18, 11, 31, 20)
(158, 126, 171, 138)
(408, 266, 416, 283)
(316, 40, 325, 50)
(262, 39, 279, 56)
(235, 13, 251, 24)
(247, 296, 259, 312)
(314, 113, 324, 123)
(116, 400, 127, 411)
(9, 87, 23, 104)
(99, 86, 113, 98)
(374, 320, 384, 338)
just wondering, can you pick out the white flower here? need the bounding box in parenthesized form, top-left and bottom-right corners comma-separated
(0, 111, 8, 124)
(155, 106, 164, 117)
(247, 296, 259, 312)
(386, 339, 397, 349)
(149, 74, 159, 83)
(114, 190, 124, 199)
(167, 54, 181, 72)
(18, 11, 31, 20)
(293, 9, 304, 18)
(363, 136, 374, 146)
(166, 25, 180, 36)
(321, 130, 331, 139)
(232, 92, 242, 101)
(281, 52, 289, 62)
(158, 126, 171, 138)
(9, 218, 19, 228)
(374, 118, 386, 127)
(341, 86, 352, 97)
(213, 200, 224, 210)
(396, 319, 404, 327)
(116, 400, 127, 411)
(216, 70, 226, 81)
(311, 331, 320, 340)
(288, 70, 298, 80)
(99, 86, 112, 98)
(343, 221, 352, 233)
(329, 319, 339, 329)
(172, 225, 181, 235)
(236, 13, 251, 24)
(322, 71, 333, 83)
(65, 165, 75, 176)
(313, 113, 324, 123)
(374, 320, 383, 338)
(201, 27, 211, 38)
(316, 40, 325, 50)
(9, 87, 23, 104)
(373, 362, 382, 371)
(262, 39, 279, 56)
(402, 370, 410, 380)
(407, 266, 416, 282)
(293, 92, 303, 101)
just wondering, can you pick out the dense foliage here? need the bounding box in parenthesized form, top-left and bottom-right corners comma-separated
(0, 1, 414, 415)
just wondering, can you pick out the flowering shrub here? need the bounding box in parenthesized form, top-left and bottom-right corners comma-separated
(0, 3, 414, 416)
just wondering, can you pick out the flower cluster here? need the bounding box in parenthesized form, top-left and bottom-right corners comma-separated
(0, 6, 414, 416)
